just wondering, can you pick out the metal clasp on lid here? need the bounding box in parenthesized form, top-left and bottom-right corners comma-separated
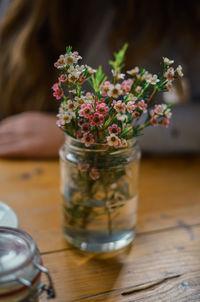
(16, 263, 56, 299)
(34, 263, 56, 299)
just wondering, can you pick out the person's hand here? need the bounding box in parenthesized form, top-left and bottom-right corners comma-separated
(0, 112, 64, 158)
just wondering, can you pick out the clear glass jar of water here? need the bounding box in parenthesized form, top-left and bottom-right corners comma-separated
(60, 134, 141, 252)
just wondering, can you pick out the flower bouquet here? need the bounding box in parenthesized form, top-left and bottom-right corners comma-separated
(53, 44, 183, 252)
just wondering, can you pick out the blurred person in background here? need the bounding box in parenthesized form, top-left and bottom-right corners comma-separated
(0, 0, 199, 158)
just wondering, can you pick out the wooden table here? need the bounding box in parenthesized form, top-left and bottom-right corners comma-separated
(0, 156, 200, 301)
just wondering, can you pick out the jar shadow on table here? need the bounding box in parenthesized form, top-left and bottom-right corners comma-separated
(61, 243, 134, 298)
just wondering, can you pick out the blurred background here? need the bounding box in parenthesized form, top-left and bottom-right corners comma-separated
(0, 0, 199, 157)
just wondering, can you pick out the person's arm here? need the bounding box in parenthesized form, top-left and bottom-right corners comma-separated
(0, 112, 64, 158)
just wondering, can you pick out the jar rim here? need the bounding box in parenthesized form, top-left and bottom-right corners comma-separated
(0, 227, 37, 278)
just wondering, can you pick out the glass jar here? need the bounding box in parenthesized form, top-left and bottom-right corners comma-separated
(0, 227, 56, 301)
(60, 134, 141, 252)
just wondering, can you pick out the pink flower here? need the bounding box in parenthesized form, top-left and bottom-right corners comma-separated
(52, 82, 60, 91)
(59, 74, 68, 83)
(100, 81, 111, 96)
(78, 75, 85, 85)
(53, 88, 64, 100)
(154, 105, 164, 116)
(96, 103, 109, 116)
(137, 100, 147, 112)
(150, 109, 155, 117)
(76, 131, 83, 140)
(126, 101, 136, 113)
(79, 104, 94, 118)
(132, 111, 140, 118)
(150, 116, 158, 126)
(89, 168, 100, 181)
(108, 124, 121, 135)
(81, 133, 95, 147)
(121, 79, 133, 94)
(113, 100, 126, 113)
(81, 122, 91, 133)
(89, 112, 104, 127)
(78, 163, 90, 172)
(161, 118, 170, 128)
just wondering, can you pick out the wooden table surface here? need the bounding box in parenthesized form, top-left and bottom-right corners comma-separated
(0, 156, 200, 301)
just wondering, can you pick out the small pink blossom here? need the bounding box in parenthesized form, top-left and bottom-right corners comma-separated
(89, 112, 104, 127)
(113, 100, 126, 113)
(59, 74, 68, 83)
(81, 133, 95, 147)
(108, 124, 121, 135)
(137, 100, 147, 112)
(89, 168, 100, 181)
(150, 116, 158, 126)
(165, 67, 174, 81)
(79, 104, 94, 118)
(126, 101, 136, 113)
(96, 103, 109, 116)
(53, 88, 64, 100)
(76, 131, 83, 140)
(52, 82, 59, 91)
(154, 105, 164, 116)
(81, 123, 91, 133)
(132, 111, 140, 118)
(78, 75, 85, 85)
(161, 118, 170, 128)
(150, 109, 155, 117)
(100, 81, 111, 96)
(78, 163, 90, 172)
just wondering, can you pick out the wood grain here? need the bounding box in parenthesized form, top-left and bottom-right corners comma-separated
(41, 224, 200, 301)
(0, 156, 200, 301)
(0, 156, 200, 254)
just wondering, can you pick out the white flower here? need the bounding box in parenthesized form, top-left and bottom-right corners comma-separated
(135, 86, 142, 94)
(75, 65, 86, 73)
(107, 84, 122, 98)
(65, 100, 78, 111)
(85, 65, 96, 74)
(163, 57, 174, 65)
(111, 69, 125, 80)
(164, 108, 172, 119)
(127, 67, 139, 75)
(147, 74, 160, 85)
(64, 51, 81, 66)
(107, 134, 120, 147)
(142, 71, 152, 81)
(176, 65, 184, 77)
(116, 113, 127, 121)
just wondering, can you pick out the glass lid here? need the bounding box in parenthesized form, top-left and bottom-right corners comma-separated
(0, 227, 36, 278)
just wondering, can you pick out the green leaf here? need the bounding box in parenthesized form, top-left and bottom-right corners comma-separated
(91, 66, 107, 93)
(66, 46, 72, 54)
(109, 43, 128, 72)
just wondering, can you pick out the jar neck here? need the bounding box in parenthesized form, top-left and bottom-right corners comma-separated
(63, 134, 138, 154)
